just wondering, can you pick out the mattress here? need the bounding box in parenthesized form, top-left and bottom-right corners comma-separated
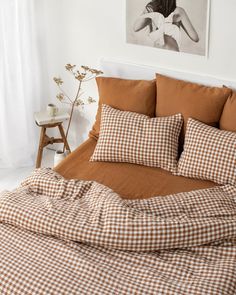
(55, 138, 216, 199)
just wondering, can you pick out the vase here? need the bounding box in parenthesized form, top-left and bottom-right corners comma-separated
(54, 150, 66, 167)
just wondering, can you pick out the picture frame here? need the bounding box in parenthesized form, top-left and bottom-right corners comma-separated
(126, 0, 211, 56)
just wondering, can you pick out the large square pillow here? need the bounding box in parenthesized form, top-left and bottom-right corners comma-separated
(220, 90, 236, 132)
(89, 77, 156, 139)
(178, 118, 236, 185)
(155, 74, 232, 149)
(91, 105, 183, 173)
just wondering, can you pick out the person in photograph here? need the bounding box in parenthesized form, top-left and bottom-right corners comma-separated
(133, 0, 199, 51)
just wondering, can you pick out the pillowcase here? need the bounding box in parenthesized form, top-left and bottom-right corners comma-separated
(220, 90, 236, 132)
(155, 74, 232, 149)
(91, 105, 183, 173)
(89, 77, 156, 139)
(178, 118, 236, 185)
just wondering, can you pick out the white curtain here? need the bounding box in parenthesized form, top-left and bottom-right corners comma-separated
(0, 0, 42, 168)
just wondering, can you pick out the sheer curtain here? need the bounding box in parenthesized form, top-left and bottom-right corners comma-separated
(0, 0, 42, 168)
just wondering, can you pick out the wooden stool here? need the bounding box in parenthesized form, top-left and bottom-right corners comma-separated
(36, 122, 71, 168)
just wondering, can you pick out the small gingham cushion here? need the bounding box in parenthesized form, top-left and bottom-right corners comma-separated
(178, 118, 236, 185)
(91, 105, 183, 173)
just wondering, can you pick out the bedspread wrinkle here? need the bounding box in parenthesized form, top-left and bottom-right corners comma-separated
(0, 168, 236, 294)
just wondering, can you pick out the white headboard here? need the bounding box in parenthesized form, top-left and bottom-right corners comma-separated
(99, 58, 236, 90)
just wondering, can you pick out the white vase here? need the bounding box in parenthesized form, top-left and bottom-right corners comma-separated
(54, 150, 66, 167)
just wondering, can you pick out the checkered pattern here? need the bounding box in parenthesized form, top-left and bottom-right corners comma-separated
(178, 118, 236, 185)
(0, 168, 236, 294)
(91, 104, 183, 173)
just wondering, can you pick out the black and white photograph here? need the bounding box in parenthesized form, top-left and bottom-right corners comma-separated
(126, 0, 210, 56)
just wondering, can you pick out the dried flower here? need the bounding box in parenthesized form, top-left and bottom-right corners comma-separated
(56, 93, 64, 101)
(75, 99, 85, 106)
(87, 96, 96, 104)
(53, 63, 101, 153)
(81, 66, 103, 76)
(89, 68, 103, 75)
(53, 77, 63, 86)
(81, 65, 90, 71)
(65, 64, 76, 71)
(75, 73, 86, 81)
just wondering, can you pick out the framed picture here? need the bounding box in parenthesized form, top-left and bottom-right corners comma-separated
(126, 0, 210, 56)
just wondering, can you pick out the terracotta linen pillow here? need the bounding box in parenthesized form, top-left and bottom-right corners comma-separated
(91, 105, 183, 173)
(155, 74, 232, 148)
(89, 77, 156, 139)
(220, 91, 236, 132)
(178, 118, 236, 185)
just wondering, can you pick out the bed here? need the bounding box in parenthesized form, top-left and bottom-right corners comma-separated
(55, 58, 234, 199)
(55, 137, 215, 199)
(0, 60, 236, 295)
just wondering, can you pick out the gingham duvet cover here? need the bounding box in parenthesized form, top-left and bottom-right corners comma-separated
(0, 168, 236, 294)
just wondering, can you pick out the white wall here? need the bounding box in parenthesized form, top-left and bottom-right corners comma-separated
(36, 0, 236, 148)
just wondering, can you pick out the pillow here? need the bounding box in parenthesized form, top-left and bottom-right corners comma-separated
(155, 74, 232, 149)
(220, 90, 236, 132)
(91, 105, 183, 173)
(178, 118, 236, 185)
(89, 77, 156, 139)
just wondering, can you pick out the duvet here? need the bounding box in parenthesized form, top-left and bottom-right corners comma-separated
(0, 168, 236, 294)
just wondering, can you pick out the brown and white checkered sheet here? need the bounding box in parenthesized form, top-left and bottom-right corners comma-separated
(0, 168, 236, 294)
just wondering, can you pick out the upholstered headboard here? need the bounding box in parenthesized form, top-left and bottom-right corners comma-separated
(99, 58, 236, 90)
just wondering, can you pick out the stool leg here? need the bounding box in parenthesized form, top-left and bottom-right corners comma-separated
(58, 124, 71, 153)
(36, 127, 46, 168)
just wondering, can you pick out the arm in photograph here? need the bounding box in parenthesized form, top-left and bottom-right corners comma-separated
(134, 10, 157, 32)
(134, 12, 162, 32)
(175, 7, 199, 42)
(133, 16, 151, 32)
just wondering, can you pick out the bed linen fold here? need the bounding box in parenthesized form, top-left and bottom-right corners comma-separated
(55, 138, 216, 199)
(0, 168, 236, 294)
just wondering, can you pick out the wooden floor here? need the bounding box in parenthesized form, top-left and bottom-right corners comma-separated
(0, 149, 54, 191)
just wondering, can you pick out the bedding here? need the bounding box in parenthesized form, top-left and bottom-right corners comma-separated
(90, 76, 156, 139)
(155, 74, 231, 149)
(178, 118, 236, 185)
(0, 168, 236, 294)
(55, 138, 215, 199)
(220, 90, 236, 132)
(91, 105, 183, 173)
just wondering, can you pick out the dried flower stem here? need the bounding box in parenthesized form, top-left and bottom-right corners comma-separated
(82, 74, 98, 82)
(53, 64, 103, 153)
(63, 80, 82, 153)
(58, 86, 73, 103)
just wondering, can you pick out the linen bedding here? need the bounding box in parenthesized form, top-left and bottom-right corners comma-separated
(0, 168, 236, 294)
(55, 138, 215, 199)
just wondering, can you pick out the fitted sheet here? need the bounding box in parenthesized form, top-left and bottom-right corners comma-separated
(55, 138, 216, 199)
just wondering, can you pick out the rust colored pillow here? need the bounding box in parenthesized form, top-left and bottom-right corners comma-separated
(155, 74, 232, 149)
(220, 91, 236, 132)
(89, 77, 156, 139)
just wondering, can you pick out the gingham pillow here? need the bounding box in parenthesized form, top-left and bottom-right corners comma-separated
(178, 118, 236, 185)
(90, 105, 183, 173)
